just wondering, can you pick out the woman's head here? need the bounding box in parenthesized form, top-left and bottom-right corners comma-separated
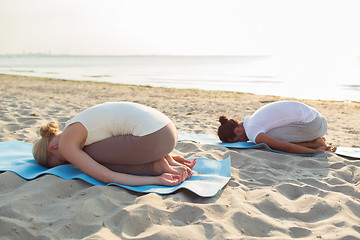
(217, 115, 241, 142)
(32, 121, 61, 167)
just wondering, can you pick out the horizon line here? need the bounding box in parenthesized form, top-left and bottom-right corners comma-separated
(0, 53, 272, 58)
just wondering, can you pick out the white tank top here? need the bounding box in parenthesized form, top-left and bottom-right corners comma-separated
(243, 101, 318, 143)
(65, 102, 171, 145)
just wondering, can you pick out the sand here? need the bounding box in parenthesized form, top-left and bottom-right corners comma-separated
(0, 74, 359, 239)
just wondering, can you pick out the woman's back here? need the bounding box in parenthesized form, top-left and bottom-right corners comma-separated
(64, 102, 171, 145)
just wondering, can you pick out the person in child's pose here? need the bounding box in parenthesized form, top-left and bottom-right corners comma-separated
(33, 102, 196, 186)
(217, 101, 336, 154)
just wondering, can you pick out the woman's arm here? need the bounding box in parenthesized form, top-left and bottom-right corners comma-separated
(255, 133, 325, 154)
(59, 123, 184, 186)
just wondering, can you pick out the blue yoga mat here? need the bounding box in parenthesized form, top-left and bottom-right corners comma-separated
(178, 131, 323, 157)
(0, 141, 230, 197)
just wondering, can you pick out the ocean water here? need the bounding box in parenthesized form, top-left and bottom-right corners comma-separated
(0, 55, 359, 101)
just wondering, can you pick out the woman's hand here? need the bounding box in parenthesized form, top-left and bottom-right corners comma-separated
(326, 145, 337, 152)
(158, 172, 187, 186)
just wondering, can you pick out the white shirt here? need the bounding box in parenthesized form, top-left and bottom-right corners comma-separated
(243, 101, 318, 143)
(65, 102, 171, 145)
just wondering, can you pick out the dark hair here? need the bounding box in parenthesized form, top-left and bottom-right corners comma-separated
(217, 115, 240, 142)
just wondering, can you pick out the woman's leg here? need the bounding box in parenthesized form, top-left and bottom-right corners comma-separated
(97, 158, 177, 176)
(82, 122, 186, 176)
(291, 137, 327, 149)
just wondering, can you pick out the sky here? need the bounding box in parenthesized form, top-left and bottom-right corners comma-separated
(0, 0, 359, 99)
(1, 0, 360, 57)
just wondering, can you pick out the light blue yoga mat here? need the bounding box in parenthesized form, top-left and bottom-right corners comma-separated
(0, 141, 230, 197)
(177, 131, 324, 157)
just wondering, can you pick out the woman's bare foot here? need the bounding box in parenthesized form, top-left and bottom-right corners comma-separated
(316, 137, 337, 152)
(153, 157, 191, 179)
(165, 155, 194, 176)
(314, 137, 327, 147)
(170, 155, 197, 168)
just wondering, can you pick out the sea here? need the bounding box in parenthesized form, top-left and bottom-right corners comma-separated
(0, 55, 359, 102)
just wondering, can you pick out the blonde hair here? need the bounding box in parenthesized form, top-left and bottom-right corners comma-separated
(32, 121, 60, 167)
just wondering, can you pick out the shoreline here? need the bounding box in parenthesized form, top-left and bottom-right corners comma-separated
(2, 73, 359, 103)
(1, 53, 359, 103)
(3, 71, 360, 103)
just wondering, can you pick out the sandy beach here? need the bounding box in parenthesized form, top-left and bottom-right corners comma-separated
(1, 74, 360, 239)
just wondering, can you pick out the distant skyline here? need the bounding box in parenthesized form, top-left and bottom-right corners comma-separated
(1, 0, 360, 57)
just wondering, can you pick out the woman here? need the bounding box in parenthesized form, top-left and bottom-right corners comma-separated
(217, 101, 336, 154)
(33, 102, 196, 186)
